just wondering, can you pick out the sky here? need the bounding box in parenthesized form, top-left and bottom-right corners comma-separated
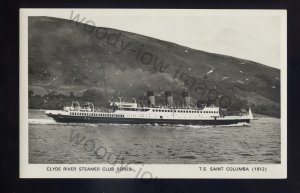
(88, 15, 282, 69)
(24, 9, 286, 69)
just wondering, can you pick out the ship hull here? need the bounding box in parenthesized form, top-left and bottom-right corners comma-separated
(49, 114, 250, 125)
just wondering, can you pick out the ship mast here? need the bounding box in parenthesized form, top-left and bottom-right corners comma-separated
(100, 63, 108, 110)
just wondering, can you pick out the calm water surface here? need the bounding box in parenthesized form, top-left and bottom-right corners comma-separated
(28, 110, 280, 164)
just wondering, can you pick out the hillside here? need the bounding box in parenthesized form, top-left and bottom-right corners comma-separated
(28, 16, 281, 117)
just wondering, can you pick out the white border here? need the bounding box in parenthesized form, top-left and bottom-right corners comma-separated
(20, 9, 287, 179)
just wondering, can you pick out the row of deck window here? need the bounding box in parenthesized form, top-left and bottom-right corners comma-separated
(152, 109, 219, 114)
(120, 108, 149, 111)
(70, 112, 124, 118)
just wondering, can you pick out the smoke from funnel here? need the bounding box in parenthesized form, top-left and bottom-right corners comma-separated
(183, 91, 190, 107)
(147, 91, 155, 107)
(165, 91, 173, 106)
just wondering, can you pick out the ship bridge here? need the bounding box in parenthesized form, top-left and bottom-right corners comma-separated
(110, 102, 138, 108)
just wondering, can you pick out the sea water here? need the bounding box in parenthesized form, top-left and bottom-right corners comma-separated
(28, 110, 280, 164)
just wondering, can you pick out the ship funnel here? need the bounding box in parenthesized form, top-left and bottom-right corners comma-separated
(165, 91, 173, 106)
(147, 91, 155, 107)
(183, 91, 191, 107)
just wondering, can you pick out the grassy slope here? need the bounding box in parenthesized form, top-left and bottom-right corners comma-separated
(28, 16, 280, 116)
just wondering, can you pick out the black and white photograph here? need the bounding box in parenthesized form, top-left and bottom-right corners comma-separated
(20, 9, 287, 178)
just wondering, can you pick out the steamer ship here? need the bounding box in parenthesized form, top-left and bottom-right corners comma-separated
(45, 64, 253, 125)
(45, 91, 253, 125)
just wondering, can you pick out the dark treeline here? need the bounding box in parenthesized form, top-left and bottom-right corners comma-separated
(29, 89, 280, 118)
(29, 89, 106, 110)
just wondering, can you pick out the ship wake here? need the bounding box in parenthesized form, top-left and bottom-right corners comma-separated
(29, 119, 57, 125)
